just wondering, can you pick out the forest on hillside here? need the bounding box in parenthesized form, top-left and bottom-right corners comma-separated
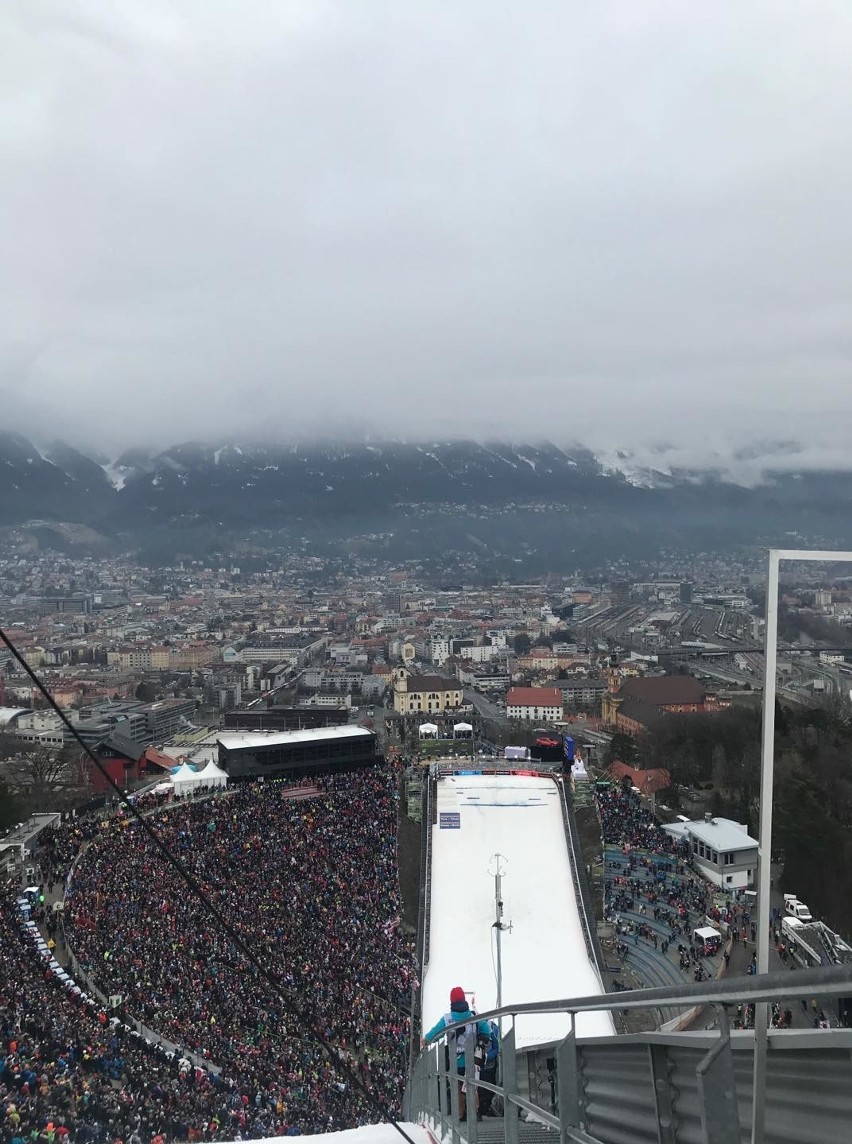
(607, 699, 852, 939)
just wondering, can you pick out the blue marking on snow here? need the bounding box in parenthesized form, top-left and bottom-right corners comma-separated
(459, 802, 547, 807)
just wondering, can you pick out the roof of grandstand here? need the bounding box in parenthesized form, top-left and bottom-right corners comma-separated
(217, 724, 374, 751)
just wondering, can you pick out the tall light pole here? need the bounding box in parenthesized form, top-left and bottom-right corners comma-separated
(751, 548, 852, 1144)
(489, 853, 510, 1039)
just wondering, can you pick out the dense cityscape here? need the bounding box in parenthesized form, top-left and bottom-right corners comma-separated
(2, 542, 852, 758)
(3, 530, 852, 1141)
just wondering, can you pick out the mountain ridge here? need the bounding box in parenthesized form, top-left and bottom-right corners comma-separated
(3, 432, 852, 560)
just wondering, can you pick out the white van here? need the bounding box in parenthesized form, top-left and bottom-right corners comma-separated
(781, 916, 805, 943)
(784, 898, 813, 923)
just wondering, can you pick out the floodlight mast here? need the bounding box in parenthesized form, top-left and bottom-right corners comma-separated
(490, 853, 510, 1042)
(751, 548, 852, 1144)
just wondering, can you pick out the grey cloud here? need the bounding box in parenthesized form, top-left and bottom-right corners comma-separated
(2, 1, 852, 461)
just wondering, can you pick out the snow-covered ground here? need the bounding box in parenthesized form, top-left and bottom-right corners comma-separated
(243, 1124, 431, 1144)
(422, 774, 615, 1045)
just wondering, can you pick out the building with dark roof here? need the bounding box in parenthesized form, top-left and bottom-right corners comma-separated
(392, 667, 463, 714)
(217, 725, 377, 780)
(602, 673, 720, 733)
(612, 697, 665, 735)
(619, 676, 709, 707)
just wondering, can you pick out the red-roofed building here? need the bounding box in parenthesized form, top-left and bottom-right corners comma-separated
(141, 746, 179, 774)
(506, 686, 563, 722)
(609, 760, 671, 795)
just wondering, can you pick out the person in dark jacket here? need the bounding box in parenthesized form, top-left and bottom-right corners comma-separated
(477, 1022, 500, 1116)
(424, 987, 491, 1121)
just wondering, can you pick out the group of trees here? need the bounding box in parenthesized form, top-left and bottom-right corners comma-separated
(635, 707, 763, 826)
(0, 734, 85, 820)
(0, 777, 24, 831)
(778, 609, 850, 647)
(614, 700, 852, 938)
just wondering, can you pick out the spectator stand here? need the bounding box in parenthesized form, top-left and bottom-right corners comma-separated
(1, 878, 230, 1144)
(57, 767, 416, 1134)
(595, 787, 738, 1028)
(8, 765, 417, 1139)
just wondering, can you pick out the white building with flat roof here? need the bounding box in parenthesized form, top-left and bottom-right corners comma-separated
(662, 815, 758, 890)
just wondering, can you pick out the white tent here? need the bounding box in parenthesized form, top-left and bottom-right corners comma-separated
(198, 759, 228, 790)
(418, 722, 439, 738)
(452, 722, 473, 738)
(170, 762, 205, 796)
(694, 925, 722, 945)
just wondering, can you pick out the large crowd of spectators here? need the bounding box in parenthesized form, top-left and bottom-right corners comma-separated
(1, 879, 243, 1144)
(3, 764, 417, 1141)
(597, 786, 837, 1031)
(597, 786, 731, 988)
(597, 786, 752, 940)
(597, 786, 688, 856)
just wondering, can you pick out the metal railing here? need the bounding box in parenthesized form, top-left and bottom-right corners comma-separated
(419, 770, 434, 975)
(556, 777, 608, 982)
(405, 964, 852, 1144)
(407, 769, 433, 1078)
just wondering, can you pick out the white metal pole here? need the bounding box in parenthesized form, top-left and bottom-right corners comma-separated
(492, 854, 506, 1041)
(495, 909, 503, 1015)
(751, 550, 779, 1144)
(749, 548, 852, 1143)
(495, 861, 503, 1013)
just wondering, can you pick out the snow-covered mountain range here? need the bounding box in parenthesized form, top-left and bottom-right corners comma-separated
(2, 431, 852, 557)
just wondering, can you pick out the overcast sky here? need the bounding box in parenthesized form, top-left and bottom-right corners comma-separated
(2, 1, 852, 467)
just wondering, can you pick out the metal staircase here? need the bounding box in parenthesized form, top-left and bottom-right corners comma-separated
(474, 1121, 556, 1144)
